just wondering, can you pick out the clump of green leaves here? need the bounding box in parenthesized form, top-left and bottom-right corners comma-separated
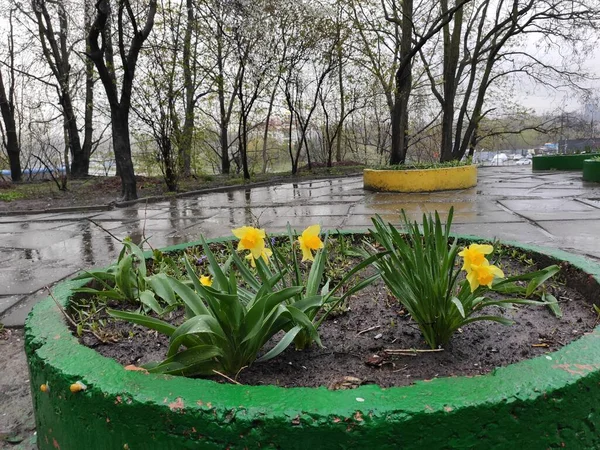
(257, 225, 382, 349)
(108, 236, 323, 377)
(0, 190, 25, 202)
(369, 208, 560, 349)
(73, 238, 177, 315)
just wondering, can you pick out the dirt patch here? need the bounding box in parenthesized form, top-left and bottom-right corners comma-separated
(0, 329, 36, 449)
(76, 253, 599, 389)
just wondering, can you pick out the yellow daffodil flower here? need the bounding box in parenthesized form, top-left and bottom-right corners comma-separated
(466, 261, 505, 292)
(232, 226, 266, 259)
(298, 224, 324, 262)
(245, 247, 273, 267)
(458, 243, 494, 272)
(200, 275, 212, 287)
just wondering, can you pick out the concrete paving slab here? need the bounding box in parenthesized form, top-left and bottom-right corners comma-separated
(0, 248, 22, 264)
(0, 221, 82, 233)
(500, 199, 596, 212)
(264, 216, 347, 230)
(279, 204, 351, 217)
(516, 210, 600, 222)
(28, 211, 104, 221)
(537, 220, 600, 239)
(0, 295, 23, 316)
(450, 222, 552, 244)
(0, 230, 76, 250)
(0, 261, 79, 296)
(579, 198, 600, 209)
(0, 290, 54, 327)
(87, 208, 165, 221)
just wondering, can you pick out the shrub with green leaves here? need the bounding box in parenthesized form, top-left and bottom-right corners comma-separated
(108, 236, 323, 377)
(73, 238, 177, 315)
(246, 225, 383, 349)
(369, 208, 560, 349)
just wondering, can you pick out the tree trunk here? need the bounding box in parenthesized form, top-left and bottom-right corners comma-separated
(0, 70, 21, 182)
(216, 22, 230, 175)
(87, 0, 156, 200)
(62, 93, 85, 176)
(389, 0, 413, 165)
(162, 136, 177, 191)
(390, 66, 410, 164)
(179, 0, 194, 177)
(261, 80, 278, 174)
(112, 110, 137, 200)
(335, 29, 345, 164)
(439, 0, 463, 162)
(81, 0, 95, 176)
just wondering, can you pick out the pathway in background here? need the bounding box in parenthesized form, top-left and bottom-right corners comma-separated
(2, 166, 600, 326)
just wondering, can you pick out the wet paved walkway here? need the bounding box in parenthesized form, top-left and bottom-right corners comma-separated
(2, 166, 600, 326)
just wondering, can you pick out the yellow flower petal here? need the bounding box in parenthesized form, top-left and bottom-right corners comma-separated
(232, 226, 266, 259)
(300, 243, 314, 262)
(298, 225, 323, 262)
(245, 247, 272, 267)
(303, 224, 321, 238)
(200, 275, 212, 287)
(467, 261, 505, 292)
(459, 243, 494, 272)
(466, 270, 479, 292)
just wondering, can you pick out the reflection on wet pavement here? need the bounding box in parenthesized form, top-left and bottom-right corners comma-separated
(1, 166, 600, 325)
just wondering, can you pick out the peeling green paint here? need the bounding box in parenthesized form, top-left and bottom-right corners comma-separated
(583, 159, 600, 182)
(25, 236, 600, 449)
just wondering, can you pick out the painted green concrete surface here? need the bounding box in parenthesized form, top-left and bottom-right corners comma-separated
(25, 236, 600, 449)
(532, 153, 600, 171)
(583, 159, 600, 182)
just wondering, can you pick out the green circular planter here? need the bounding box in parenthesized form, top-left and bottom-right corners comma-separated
(583, 159, 600, 182)
(532, 153, 600, 171)
(25, 236, 600, 449)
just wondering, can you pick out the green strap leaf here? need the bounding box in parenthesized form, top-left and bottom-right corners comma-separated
(147, 345, 224, 376)
(115, 254, 135, 299)
(146, 273, 177, 306)
(256, 326, 302, 362)
(107, 309, 176, 336)
(451, 297, 465, 318)
(167, 277, 210, 316)
(167, 315, 227, 357)
(139, 290, 164, 315)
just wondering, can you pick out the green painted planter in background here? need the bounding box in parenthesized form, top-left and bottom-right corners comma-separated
(532, 152, 600, 171)
(583, 159, 600, 182)
(25, 236, 600, 450)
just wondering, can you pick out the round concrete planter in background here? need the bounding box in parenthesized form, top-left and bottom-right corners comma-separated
(532, 153, 600, 171)
(25, 236, 600, 449)
(583, 159, 600, 182)
(363, 165, 477, 192)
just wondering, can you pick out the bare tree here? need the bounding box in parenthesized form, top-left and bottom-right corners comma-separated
(420, 0, 600, 162)
(87, 0, 158, 200)
(29, 0, 90, 177)
(0, 9, 22, 182)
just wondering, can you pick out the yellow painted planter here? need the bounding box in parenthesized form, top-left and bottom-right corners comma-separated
(363, 165, 477, 192)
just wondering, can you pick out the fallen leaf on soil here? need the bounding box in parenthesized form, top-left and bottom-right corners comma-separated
(328, 376, 363, 390)
(365, 353, 387, 367)
(124, 364, 149, 374)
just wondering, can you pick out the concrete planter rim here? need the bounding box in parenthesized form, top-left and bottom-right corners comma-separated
(25, 232, 600, 449)
(363, 164, 477, 192)
(532, 152, 600, 171)
(363, 164, 476, 173)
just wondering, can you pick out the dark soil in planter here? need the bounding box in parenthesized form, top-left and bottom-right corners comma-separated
(75, 251, 599, 389)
